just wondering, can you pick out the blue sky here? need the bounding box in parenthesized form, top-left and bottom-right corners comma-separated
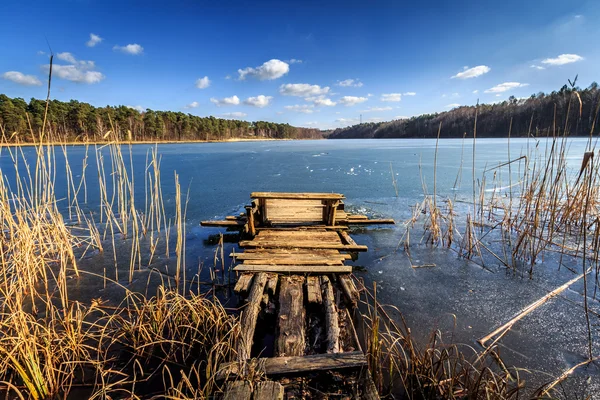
(1, 0, 599, 129)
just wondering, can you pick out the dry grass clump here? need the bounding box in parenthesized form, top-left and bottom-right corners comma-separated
(358, 282, 524, 399)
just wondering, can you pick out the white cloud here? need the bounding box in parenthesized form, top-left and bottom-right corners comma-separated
(86, 33, 103, 47)
(57, 52, 77, 64)
(51, 64, 104, 84)
(279, 83, 330, 97)
(221, 112, 247, 119)
(113, 44, 144, 55)
(244, 95, 273, 108)
(380, 93, 402, 102)
(472, 90, 479, 94)
(185, 101, 199, 109)
(195, 76, 211, 89)
(445, 103, 461, 108)
(288, 58, 303, 64)
(337, 79, 363, 87)
(309, 96, 336, 106)
(127, 105, 144, 112)
(484, 82, 529, 93)
(210, 95, 240, 106)
(451, 65, 491, 79)
(284, 104, 315, 114)
(363, 106, 392, 112)
(403, 92, 416, 96)
(336, 117, 359, 125)
(37, 50, 46, 56)
(238, 59, 289, 80)
(1, 71, 42, 86)
(530, 65, 546, 70)
(367, 93, 373, 97)
(395, 115, 409, 120)
(541, 53, 583, 66)
(339, 96, 367, 106)
(305, 121, 319, 126)
(225, 75, 231, 80)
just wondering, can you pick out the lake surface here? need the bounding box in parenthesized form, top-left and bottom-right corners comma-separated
(1, 138, 598, 396)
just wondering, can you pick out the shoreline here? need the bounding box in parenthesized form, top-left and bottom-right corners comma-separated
(0, 137, 308, 147)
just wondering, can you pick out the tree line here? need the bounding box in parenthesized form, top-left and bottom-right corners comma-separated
(0, 94, 323, 142)
(327, 83, 600, 139)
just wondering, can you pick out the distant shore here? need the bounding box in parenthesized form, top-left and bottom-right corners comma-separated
(0, 137, 310, 147)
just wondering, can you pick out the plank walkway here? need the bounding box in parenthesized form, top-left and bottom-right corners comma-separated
(201, 192, 394, 399)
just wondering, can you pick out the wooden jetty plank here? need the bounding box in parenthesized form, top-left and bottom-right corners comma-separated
(276, 275, 306, 357)
(242, 259, 345, 266)
(241, 248, 350, 256)
(238, 272, 268, 361)
(230, 253, 348, 261)
(339, 230, 358, 246)
(223, 381, 252, 400)
(234, 273, 253, 293)
(306, 276, 322, 304)
(251, 192, 344, 200)
(339, 274, 360, 307)
(253, 381, 284, 400)
(239, 241, 368, 252)
(200, 220, 246, 227)
(344, 218, 395, 225)
(216, 351, 367, 379)
(234, 265, 352, 273)
(255, 226, 348, 231)
(321, 276, 340, 353)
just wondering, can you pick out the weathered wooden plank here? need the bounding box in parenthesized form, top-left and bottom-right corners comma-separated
(234, 265, 352, 273)
(223, 381, 252, 400)
(321, 275, 340, 353)
(245, 205, 256, 236)
(339, 274, 360, 307)
(241, 248, 347, 256)
(238, 272, 268, 361)
(233, 273, 253, 293)
(242, 259, 344, 266)
(239, 241, 368, 251)
(276, 275, 305, 357)
(344, 218, 395, 225)
(306, 276, 322, 304)
(251, 192, 344, 200)
(253, 381, 284, 400)
(255, 226, 348, 231)
(200, 220, 246, 227)
(230, 253, 348, 261)
(216, 351, 367, 379)
(339, 230, 358, 246)
(359, 368, 381, 400)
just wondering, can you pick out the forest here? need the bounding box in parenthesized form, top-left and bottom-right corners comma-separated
(0, 94, 322, 142)
(327, 83, 600, 139)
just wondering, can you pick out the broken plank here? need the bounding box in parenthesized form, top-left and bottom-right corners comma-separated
(306, 276, 322, 304)
(223, 381, 252, 400)
(216, 351, 367, 379)
(339, 230, 358, 246)
(322, 275, 340, 353)
(265, 273, 278, 295)
(238, 272, 268, 361)
(276, 275, 305, 357)
(234, 265, 352, 273)
(233, 273, 253, 293)
(253, 381, 284, 400)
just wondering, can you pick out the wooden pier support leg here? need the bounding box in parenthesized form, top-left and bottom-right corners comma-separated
(245, 205, 256, 236)
(276, 275, 306, 357)
(238, 272, 268, 361)
(306, 276, 323, 304)
(223, 381, 252, 400)
(321, 275, 340, 353)
(253, 381, 284, 400)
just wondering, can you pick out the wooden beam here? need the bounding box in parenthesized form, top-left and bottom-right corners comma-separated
(245, 205, 256, 236)
(339, 274, 360, 308)
(253, 381, 284, 400)
(276, 275, 305, 357)
(306, 276, 322, 304)
(216, 351, 367, 379)
(344, 218, 395, 225)
(200, 220, 246, 227)
(251, 192, 344, 200)
(238, 272, 268, 361)
(321, 275, 340, 353)
(239, 241, 368, 252)
(265, 273, 278, 295)
(233, 265, 352, 273)
(223, 381, 252, 400)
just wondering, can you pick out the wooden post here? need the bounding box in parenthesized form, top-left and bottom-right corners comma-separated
(245, 205, 256, 236)
(238, 272, 268, 361)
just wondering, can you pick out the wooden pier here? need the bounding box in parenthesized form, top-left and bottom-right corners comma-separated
(201, 192, 394, 399)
